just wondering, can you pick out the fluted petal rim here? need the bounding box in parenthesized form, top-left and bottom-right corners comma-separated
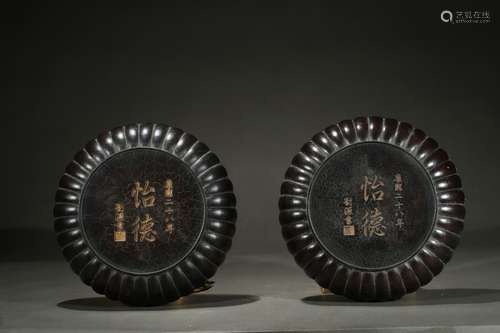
(54, 123, 237, 305)
(279, 116, 464, 301)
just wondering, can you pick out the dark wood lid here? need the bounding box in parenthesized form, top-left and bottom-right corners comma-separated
(54, 123, 236, 305)
(279, 116, 465, 301)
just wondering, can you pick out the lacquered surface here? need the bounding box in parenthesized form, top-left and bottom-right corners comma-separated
(80, 148, 205, 274)
(279, 116, 465, 301)
(309, 142, 436, 270)
(54, 123, 237, 305)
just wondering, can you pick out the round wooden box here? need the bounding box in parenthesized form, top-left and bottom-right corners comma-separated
(279, 116, 465, 301)
(54, 123, 236, 305)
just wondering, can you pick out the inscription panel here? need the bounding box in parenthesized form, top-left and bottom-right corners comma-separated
(80, 148, 205, 274)
(309, 142, 436, 270)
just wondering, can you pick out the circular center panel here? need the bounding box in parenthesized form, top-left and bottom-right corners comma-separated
(80, 148, 205, 274)
(309, 142, 436, 270)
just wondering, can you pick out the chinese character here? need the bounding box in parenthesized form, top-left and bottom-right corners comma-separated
(163, 179, 176, 235)
(132, 213, 158, 242)
(164, 205, 175, 234)
(165, 222, 174, 235)
(393, 173, 405, 231)
(362, 207, 386, 237)
(393, 174, 403, 192)
(114, 203, 126, 242)
(164, 179, 173, 199)
(342, 196, 355, 236)
(131, 181, 156, 208)
(361, 175, 385, 202)
(395, 218, 404, 229)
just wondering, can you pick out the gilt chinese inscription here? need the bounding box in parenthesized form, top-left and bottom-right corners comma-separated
(114, 203, 126, 242)
(342, 197, 355, 236)
(342, 173, 406, 238)
(163, 179, 176, 238)
(361, 175, 385, 202)
(113, 179, 176, 243)
(393, 174, 405, 230)
(361, 175, 386, 237)
(362, 206, 386, 237)
(131, 181, 156, 208)
(132, 213, 157, 242)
